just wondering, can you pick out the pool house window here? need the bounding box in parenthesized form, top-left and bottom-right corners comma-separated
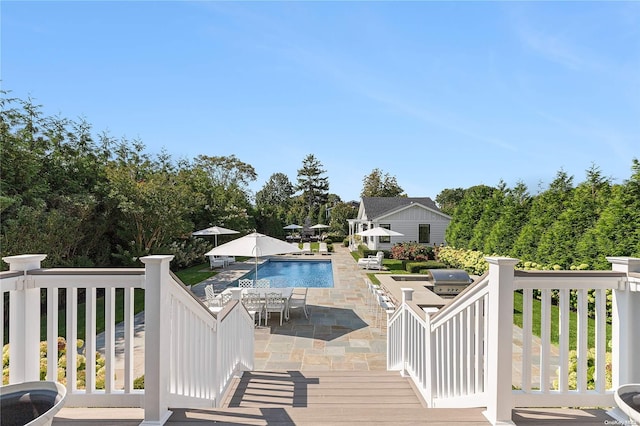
(418, 224, 430, 244)
(379, 224, 391, 243)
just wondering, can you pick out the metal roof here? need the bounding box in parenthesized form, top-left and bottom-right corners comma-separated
(361, 197, 442, 220)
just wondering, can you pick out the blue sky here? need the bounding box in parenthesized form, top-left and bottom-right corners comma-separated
(2, 1, 639, 202)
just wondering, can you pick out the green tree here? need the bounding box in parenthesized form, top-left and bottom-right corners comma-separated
(445, 185, 495, 248)
(328, 202, 358, 236)
(589, 159, 640, 267)
(512, 170, 574, 261)
(484, 181, 531, 255)
(361, 168, 405, 197)
(537, 165, 611, 267)
(296, 154, 329, 220)
(435, 187, 465, 216)
(255, 173, 294, 208)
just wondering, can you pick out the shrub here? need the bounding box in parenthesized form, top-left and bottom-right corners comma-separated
(405, 261, 448, 273)
(134, 375, 145, 389)
(390, 242, 434, 261)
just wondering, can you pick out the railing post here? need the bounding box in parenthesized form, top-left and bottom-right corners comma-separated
(400, 288, 413, 377)
(607, 257, 640, 387)
(2, 254, 47, 384)
(140, 255, 174, 426)
(423, 307, 438, 407)
(484, 257, 519, 425)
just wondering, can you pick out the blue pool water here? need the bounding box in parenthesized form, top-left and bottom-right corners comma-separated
(238, 260, 334, 288)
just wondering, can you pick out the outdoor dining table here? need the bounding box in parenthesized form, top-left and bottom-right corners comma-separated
(221, 287, 294, 320)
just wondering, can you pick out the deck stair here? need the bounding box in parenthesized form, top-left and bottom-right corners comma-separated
(166, 370, 489, 425)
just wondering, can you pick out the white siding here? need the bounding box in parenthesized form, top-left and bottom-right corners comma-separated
(372, 205, 450, 250)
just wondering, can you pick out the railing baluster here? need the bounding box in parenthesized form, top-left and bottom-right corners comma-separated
(123, 287, 134, 393)
(577, 289, 588, 392)
(595, 288, 607, 394)
(47, 287, 59, 382)
(85, 288, 97, 392)
(540, 289, 550, 392)
(522, 289, 532, 392)
(104, 287, 116, 393)
(558, 288, 569, 393)
(67, 288, 78, 393)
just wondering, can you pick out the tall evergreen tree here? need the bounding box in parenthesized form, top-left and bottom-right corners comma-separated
(361, 168, 405, 197)
(484, 181, 531, 255)
(445, 185, 495, 248)
(296, 154, 329, 220)
(512, 170, 574, 261)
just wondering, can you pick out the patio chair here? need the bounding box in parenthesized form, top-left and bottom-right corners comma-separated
(301, 242, 312, 255)
(204, 284, 219, 307)
(318, 242, 329, 255)
(288, 288, 309, 319)
(375, 291, 395, 328)
(264, 291, 286, 326)
(209, 255, 226, 269)
(357, 251, 384, 270)
(242, 291, 264, 326)
(239, 279, 254, 288)
(255, 279, 270, 289)
(290, 242, 302, 255)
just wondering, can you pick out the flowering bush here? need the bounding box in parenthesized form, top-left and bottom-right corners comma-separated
(390, 242, 434, 261)
(437, 246, 488, 275)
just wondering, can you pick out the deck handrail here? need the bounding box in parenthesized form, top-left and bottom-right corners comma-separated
(386, 256, 640, 425)
(1, 254, 255, 426)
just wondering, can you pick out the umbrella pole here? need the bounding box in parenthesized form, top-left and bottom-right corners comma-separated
(215, 234, 218, 247)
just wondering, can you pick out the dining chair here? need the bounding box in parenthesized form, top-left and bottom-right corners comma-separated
(242, 292, 264, 326)
(288, 288, 309, 319)
(239, 279, 254, 288)
(204, 284, 219, 308)
(264, 291, 286, 326)
(255, 279, 270, 289)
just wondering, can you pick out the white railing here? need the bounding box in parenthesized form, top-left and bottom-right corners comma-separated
(386, 256, 640, 425)
(1, 254, 255, 426)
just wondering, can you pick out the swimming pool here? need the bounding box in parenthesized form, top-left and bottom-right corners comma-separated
(238, 259, 334, 288)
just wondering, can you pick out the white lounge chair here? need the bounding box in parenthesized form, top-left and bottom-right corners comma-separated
(318, 242, 329, 255)
(290, 242, 302, 255)
(209, 255, 226, 269)
(357, 251, 384, 270)
(302, 242, 312, 255)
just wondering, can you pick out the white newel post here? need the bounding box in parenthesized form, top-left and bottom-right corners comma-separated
(2, 254, 47, 384)
(140, 255, 174, 426)
(607, 257, 640, 387)
(400, 288, 414, 377)
(484, 257, 519, 426)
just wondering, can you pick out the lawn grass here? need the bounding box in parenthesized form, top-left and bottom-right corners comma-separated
(513, 291, 611, 350)
(175, 263, 218, 286)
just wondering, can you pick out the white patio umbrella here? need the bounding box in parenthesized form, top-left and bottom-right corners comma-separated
(283, 224, 303, 230)
(192, 225, 239, 247)
(204, 232, 302, 280)
(310, 223, 330, 237)
(356, 227, 404, 237)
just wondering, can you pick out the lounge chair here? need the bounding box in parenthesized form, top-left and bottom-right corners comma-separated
(357, 251, 384, 270)
(318, 242, 329, 255)
(302, 242, 312, 255)
(209, 255, 226, 269)
(290, 242, 302, 255)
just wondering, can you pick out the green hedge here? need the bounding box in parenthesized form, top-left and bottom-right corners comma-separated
(405, 261, 448, 273)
